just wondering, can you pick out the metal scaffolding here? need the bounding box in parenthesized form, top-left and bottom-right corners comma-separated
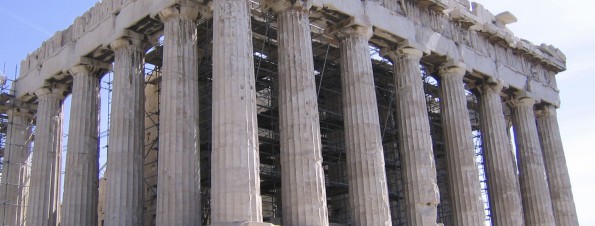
(0, 2, 494, 226)
(0, 76, 36, 226)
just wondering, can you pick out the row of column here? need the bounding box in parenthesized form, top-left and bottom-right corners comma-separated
(3, 1, 577, 226)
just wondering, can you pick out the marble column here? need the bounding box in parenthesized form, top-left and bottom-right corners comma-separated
(273, 2, 329, 225)
(338, 26, 392, 226)
(437, 64, 485, 225)
(386, 47, 439, 225)
(0, 109, 32, 226)
(511, 97, 555, 226)
(478, 81, 524, 225)
(211, 0, 267, 224)
(28, 87, 64, 226)
(104, 37, 145, 226)
(536, 105, 579, 226)
(157, 6, 202, 225)
(61, 65, 104, 226)
(156, 6, 201, 226)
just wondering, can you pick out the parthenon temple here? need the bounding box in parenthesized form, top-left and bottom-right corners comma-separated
(0, 0, 579, 225)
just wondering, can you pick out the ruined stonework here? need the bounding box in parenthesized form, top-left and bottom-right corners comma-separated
(0, 0, 576, 226)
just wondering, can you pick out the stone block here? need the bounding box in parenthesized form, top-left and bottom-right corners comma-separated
(211, 222, 275, 226)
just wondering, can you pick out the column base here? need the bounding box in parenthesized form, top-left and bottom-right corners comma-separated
(211, 222, 275, 226)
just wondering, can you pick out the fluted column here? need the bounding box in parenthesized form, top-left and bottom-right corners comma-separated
(536, 105, 579, 226)
(61, 65, 104, 226)
(104, 37, 145, 226)
(28, 87, 64, 226)
(211, 0, 267, 224)
(437, 64, 485, 225)
(272, 2, 329, 225)
(478, 81, 524, 226)
(511, 97, 555, 226)
(337, 26, 392, 226)
(0, 110, 32, 226)
(386, 47, 439, 225)
(156, 6, 201, 226)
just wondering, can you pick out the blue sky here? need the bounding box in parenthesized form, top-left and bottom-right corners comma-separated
(479, 1, 595, 224)
(0, 1, 98, 75)
(1, 0, 593, 225)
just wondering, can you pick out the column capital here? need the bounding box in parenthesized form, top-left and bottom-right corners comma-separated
(479, 77, 504, 93)
(69, 65, 94, 76)
(159, 4, 200, 22)
(383, 46, 423, 62)
(438, 61, 467, 78)
(536, 104, 557, 118)
(262, 0, 311, 14)
(34, 84, 67, 99)
(328, 24, 373, 41)
(70, 58, 111, 77)
(109, 38, 143, 52)
(109, 30, 147, 51)
(382, 40, 426, 61)
(510, 96, 536, 107)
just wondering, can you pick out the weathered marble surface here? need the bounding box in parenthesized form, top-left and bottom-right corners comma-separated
(15, 0, 564, 108)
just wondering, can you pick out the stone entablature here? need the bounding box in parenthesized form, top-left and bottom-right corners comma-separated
(6, 1, 579, 225)
(15, 0, 565, 106)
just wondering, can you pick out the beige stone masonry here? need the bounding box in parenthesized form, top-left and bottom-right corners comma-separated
(8, 1, 574, 225)
(478, 81, 524, 226)
(437, 63, 485, 225)
(155, 5, 202, 226)
(536, 105, 578, 226)
(270, 1, 330, 226)
(511, 97, 555, 226)
(28, 87, 65, 226)
(0, 110, 32, 226)
(338, 25, 392, 226)
(211, 222, 274, 226)
(104, 37, 146, 226)
(211, 0, 267, 224)
(61, 65, 105, 226)
(386, 47, 440, 226)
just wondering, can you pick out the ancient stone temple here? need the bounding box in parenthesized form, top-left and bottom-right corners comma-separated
(0, 0, 578, 225)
